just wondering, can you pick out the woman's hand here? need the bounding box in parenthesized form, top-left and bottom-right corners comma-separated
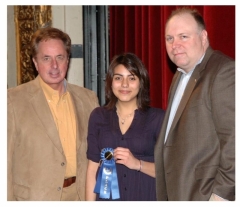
(113, 147, 156, 177)
(113, 147, 140, 170)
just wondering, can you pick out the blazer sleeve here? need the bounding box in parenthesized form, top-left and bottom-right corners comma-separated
(92, 91, 100, 108)
(211, 60, 235, 200)
(7, 91, 16, 201)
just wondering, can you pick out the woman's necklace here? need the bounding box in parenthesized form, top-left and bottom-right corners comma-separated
(116, 110, 134, 125)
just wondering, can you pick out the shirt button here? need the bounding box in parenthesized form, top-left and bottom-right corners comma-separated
(61, 162, 65, 166)
(57, 187, 61, 191)
(124, 174, 126, 177)
(125, 187, 127, 191)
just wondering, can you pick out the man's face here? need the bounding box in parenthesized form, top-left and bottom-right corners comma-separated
(165, 13, 207, 72)
(32, 39, 69, 91)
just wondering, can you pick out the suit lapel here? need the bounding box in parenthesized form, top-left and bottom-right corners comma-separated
(161, 72, 181, 146)
(68, 86, 84, 151)
(167, 48, 214, 141)
(165, 68, 200, 146)
(168, 72, 182, 110)
(28, 77, 64, 154)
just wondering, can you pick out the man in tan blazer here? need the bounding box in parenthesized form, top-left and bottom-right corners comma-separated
(7, 27, 99, 200)
(154, 7, 235, 201)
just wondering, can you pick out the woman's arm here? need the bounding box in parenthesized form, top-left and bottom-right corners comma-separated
(138, 160, 155, 177)
(85, 160, 99, 201)
(114, 147, 155, 177)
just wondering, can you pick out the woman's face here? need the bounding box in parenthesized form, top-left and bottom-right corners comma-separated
(111, 64, 140, 104)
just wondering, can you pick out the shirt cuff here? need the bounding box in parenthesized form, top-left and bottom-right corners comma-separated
(209, 193, 228, 201)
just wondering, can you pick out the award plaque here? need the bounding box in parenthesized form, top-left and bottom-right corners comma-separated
(94, 148, 120, 199)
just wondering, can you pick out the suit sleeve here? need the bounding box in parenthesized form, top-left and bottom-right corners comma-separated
(7, 91, 16, 200)
(93, 92, 100, 108)
(211, 60, 235, 200)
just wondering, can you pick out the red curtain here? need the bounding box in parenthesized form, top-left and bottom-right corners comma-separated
(109, 6, 235, 110)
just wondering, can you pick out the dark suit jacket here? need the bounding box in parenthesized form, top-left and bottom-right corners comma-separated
(154, 47, 235, 201)
(7, 76, 99, 200)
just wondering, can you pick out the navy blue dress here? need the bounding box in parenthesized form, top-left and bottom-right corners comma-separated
(86, 106, 165, 201)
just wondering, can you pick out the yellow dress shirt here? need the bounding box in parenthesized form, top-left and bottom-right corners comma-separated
(39, 77, 76, 178)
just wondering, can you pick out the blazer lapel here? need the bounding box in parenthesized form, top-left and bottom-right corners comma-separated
(68, 87, 84, 151)
(165, 68, 200, 146)
(162, 72, 182, 146)
(168, 48, 214, 139)
(163, 47, 214, 148)
(28, 77, 64, 154)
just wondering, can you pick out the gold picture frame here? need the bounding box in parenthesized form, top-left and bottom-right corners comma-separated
(14, 5, 52, 85)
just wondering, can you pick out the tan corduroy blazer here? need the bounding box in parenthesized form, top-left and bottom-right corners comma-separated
(7, 76, 99, 201)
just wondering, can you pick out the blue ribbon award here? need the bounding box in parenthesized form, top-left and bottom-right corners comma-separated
(94, 147, 120, 199)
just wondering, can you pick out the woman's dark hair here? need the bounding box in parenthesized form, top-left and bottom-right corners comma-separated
(105, 52, 150, 111)
(30, 27, 71, 58)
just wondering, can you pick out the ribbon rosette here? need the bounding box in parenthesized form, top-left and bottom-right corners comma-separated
(94, 148, 120, 199)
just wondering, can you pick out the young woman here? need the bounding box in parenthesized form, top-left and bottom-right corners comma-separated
(85, 53, 165, 201)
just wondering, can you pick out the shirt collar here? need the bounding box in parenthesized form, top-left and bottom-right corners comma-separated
(177, 54, 205, 75)
(39, 76, 67, 101)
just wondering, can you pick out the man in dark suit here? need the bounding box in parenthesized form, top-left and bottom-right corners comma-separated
(7, 27, 99, 200)
(154, 7, 235, 201)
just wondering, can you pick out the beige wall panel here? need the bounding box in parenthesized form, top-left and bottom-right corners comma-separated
(7, 6, 17, 88)
(52, 5, 84, 87)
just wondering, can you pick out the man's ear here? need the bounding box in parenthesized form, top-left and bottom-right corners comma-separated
(32, 58, 38, 71)
(201, 29, 208, 45)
